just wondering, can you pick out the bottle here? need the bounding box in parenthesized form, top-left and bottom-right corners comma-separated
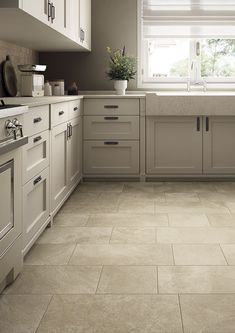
(44, 81, 52, 96)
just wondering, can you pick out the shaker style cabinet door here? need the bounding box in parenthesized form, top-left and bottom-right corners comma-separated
(146, 116, 203, 174)
(79, 0, 91, 49)
(203, 116, 235, 174)
(22, 0, 49, 25)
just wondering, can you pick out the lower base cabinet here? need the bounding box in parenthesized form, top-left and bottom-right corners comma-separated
(83, 140, 139, 175)
(22, 167, 50, 254)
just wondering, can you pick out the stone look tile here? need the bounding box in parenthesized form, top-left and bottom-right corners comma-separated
(157, 227, 235, 244)
(214, 182, 235, 192)
(24, 244, 76, 265)
(155, 201, 230, 214)
(168, 213, 209, 227)
(36, 227, 112, 244)
(158, 266, 235, 293)
(173, 244, 227, 265)
(110, 227, 156, 244)
(97, 266, 157, 294)
(207, 213, 235, 227)
(118, 199, 155, 214)
(0, 295, 51, 333)
(221, 245, 235, 265)
(4, 266, 102, 295)
(154, 182, 217, 193)
(180, 295, 235, 333)
(54, 213, 89, 227)
(199, 192, 235, 202)
(37, 294, 183, 333)
(87, 213, 169, 227)
(165, 193, 200, 202)
(79, 182, 124, 193)
(69, 244, 174, 265)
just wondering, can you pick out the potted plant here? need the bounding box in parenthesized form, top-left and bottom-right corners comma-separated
(106, 46, 136, 95)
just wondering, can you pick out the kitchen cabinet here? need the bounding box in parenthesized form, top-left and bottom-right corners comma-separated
(22, 0, 49, 25)
(146, 116, 203, 175)
(51, 0, 66, 34)
(203, 116, 235, 174)
(79, 0, 91, 50)
(68, 117, 82, 187)
(65, 0, 79, 41)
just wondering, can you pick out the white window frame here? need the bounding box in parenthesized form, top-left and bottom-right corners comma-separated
(137, 0, 235, 89)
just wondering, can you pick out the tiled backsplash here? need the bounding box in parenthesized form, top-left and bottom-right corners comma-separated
(0, 40, 38, 97)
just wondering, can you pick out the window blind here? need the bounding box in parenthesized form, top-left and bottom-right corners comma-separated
(142, 0, 235, 38)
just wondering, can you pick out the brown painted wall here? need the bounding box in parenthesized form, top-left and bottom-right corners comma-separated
(40, 0, 138, 91)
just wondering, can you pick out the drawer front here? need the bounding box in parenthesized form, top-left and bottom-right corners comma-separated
(84, 116, 140, 140)
(24, 105, 49, 136)
(22, 130, 50, 184)
(84, 140, 139, 175)
(84, 99, 140, 116)
(22, 167, 50, 250)
(69, 99, 83, 119)
(51, 102, 69, 127)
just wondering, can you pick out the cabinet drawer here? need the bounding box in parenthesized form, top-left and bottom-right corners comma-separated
(51, 102, 69, 127)
(22, 130, 50, 184)
(24, 105, 49, 136)
(22, 167, 50, 252)
(69, 99, 83, 119)
(84, 116, 139, 140)
(84, 140, 139, 174)
(84, 99, 140, 116)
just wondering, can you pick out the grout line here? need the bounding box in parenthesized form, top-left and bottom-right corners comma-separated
(67, 244, 77, 265)
(109, 227, 114, 244)
(171, 244, 176, 265)
(95, 266, 104, 294)
(35, 294, 54, 333)
(219, 244, 229, 265)
(178, 294, 185, 333)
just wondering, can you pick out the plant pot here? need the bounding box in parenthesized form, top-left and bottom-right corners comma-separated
(114, 80, 127, 96)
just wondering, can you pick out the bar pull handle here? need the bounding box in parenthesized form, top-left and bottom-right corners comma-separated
(74, 107, 78, 111)
(70, 124, 73, 137)
(104, 105, 119, 109)
(104, 116, 119, 120)
(47, 0, 52, 21)
(33, 136, 42, 143)
(34, 176, 42, 186)
(196, 117, 200, 132)
(67, 123, 70, 140)
(206, 117, 209, 132)
(104, 141, 119, 145)
(33, 117, 42, 123)
(59, 111, 64, 116)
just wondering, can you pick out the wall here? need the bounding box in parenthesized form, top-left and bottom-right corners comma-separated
(40, 0, 138, 91)
(0, 40, 38, 96)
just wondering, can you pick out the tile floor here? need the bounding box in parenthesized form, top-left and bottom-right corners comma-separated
(2, 181, 235, 332)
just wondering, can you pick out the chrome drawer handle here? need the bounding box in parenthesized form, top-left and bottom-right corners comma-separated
(104, 105, 119, 109)
(33, 136, 42, 143)
(74, 107, 78, 111)
(33, 117, 42, 123)
(33, 176, 42, 186)
(59, 111, 64, 116)
(104, 116, 119, 120)
(104, 141, 119, 145)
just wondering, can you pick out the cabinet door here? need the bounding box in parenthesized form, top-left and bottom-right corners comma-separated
(22, 0, 49, 25)
(79, 0, 91, 50)
(22, 168, 50, 253)
(51, 0, 66, 34)
(84, 140, 139, 175)
(51, 122, 68, 212)
(146, 116, 202, 175)
(68, 117, 82, 187)
(203, 116, 235, 174)
(65, 0, 78, 41)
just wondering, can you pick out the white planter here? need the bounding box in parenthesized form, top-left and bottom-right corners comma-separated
(114, 80, 128, 96)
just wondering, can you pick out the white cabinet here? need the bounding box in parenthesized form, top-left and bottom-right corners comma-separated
(146, 116, 203, 175)
(79, 0, 91, 50)
(65, 0, 78, 41)
(203, 116, 235, 174)
(22, 168, 50, 255)
(68, 117, 82, 187)
(51, 0, 66, 34)
(22, 0, 49, 25)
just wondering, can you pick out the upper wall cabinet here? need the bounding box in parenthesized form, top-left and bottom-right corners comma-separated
(0, 0, 91, 51)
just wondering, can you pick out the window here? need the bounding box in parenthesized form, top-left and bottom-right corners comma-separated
(138, 0, 235, 88)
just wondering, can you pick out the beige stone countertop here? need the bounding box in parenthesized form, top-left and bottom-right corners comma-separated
(1, 96, 83, 107)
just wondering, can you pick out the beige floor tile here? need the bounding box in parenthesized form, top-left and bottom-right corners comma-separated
(173, 244, 227, 265)
(221, 244, 235, 265)
(154, 182, 217, 193)
(165, 193, 200, 202)
(97, 266, 157, 294)
(0, 295, 51, 333)
(214, 182, 235, 192)
(110, 227, 156, 244)
(4, 265, 102, 295)
(158, 266, 235, 293)
(199, 192, 235, 202)
(207, 213, 235, 227)
(37, 294, 183, 333)
(36, 227, 112, 244)
(53, 213, 89, 227)
(180, 294, 235, 333)
(155, 201, 230, 214)
(79, 182, 124, 193)
(24, 244, 76, 265)
(118, 199, 155, 214)
(224, 201, 235, 213)
(119, 191, 166, 201)
(69, 244, 173, 265)
(157, 227, 235, 244)
(123, 182, 155, 193)
(86, 213, 168, 227)
(168, 213, 209, 227)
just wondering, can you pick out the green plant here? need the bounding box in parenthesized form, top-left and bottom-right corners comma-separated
(106, 46, 137, 81)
